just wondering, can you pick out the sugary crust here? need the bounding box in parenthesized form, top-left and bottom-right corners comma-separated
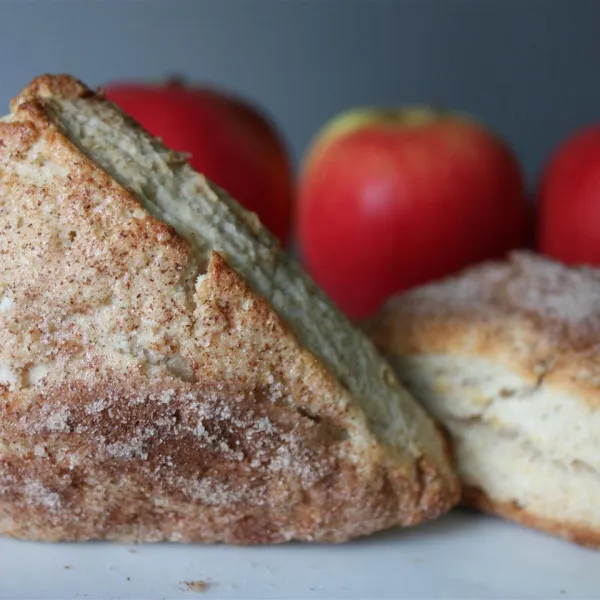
(366, 252, 600, 404)
(0, 74, 459, 543)
(464, 487, 600, 549)
(0, 363, 442, 544)
(367, 253, 600, 547)
(12, 73, 93, 106)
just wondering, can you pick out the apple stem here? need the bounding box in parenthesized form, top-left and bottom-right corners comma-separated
(165, 74, 187, 88)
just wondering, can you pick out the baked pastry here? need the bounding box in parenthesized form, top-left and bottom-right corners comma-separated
(0, 74, 459, 543)
(366, 251, 600, 547)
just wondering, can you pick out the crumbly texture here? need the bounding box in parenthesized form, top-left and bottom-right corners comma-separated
(0, 74, 459, 544)
(366, 251, 600, 548)
(181, 580, 209, 592)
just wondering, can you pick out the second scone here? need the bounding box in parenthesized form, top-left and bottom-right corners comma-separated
(366, 251, 600, 548)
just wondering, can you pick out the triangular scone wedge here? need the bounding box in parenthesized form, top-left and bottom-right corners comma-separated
(0, 74, 459, 543)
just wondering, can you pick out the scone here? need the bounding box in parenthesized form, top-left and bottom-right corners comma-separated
(366, 251, 600, 548)
(0, 74, 459, 544)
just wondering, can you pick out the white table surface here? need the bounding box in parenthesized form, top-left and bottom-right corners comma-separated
(1, 509, 598, 600)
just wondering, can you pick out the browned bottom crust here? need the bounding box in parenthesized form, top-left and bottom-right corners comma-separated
(464, 486, 600, 549)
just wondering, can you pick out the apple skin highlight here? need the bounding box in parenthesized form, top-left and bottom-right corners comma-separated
(298, 107, 529, 319)
(538, 125, 600, 266)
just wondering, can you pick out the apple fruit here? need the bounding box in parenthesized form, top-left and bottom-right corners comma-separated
(298, 107, 529, 319)
(105, 78, 294, 244)
(538, 125, 600, 265)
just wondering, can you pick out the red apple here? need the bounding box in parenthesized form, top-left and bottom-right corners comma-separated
(105, 78, 294, 244)
(298, 107, 529, 319)
(538, 126, 600, 264)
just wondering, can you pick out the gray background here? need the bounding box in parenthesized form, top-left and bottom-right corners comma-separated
(1, 0, 598, 186)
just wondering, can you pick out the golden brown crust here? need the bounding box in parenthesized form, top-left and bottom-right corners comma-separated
(0, 74, 459, 543)
(366, 252, 600, 404)
(12, 73, 92, 108)
(464, 487, 600, 549)
(0, 370, 409, 544)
